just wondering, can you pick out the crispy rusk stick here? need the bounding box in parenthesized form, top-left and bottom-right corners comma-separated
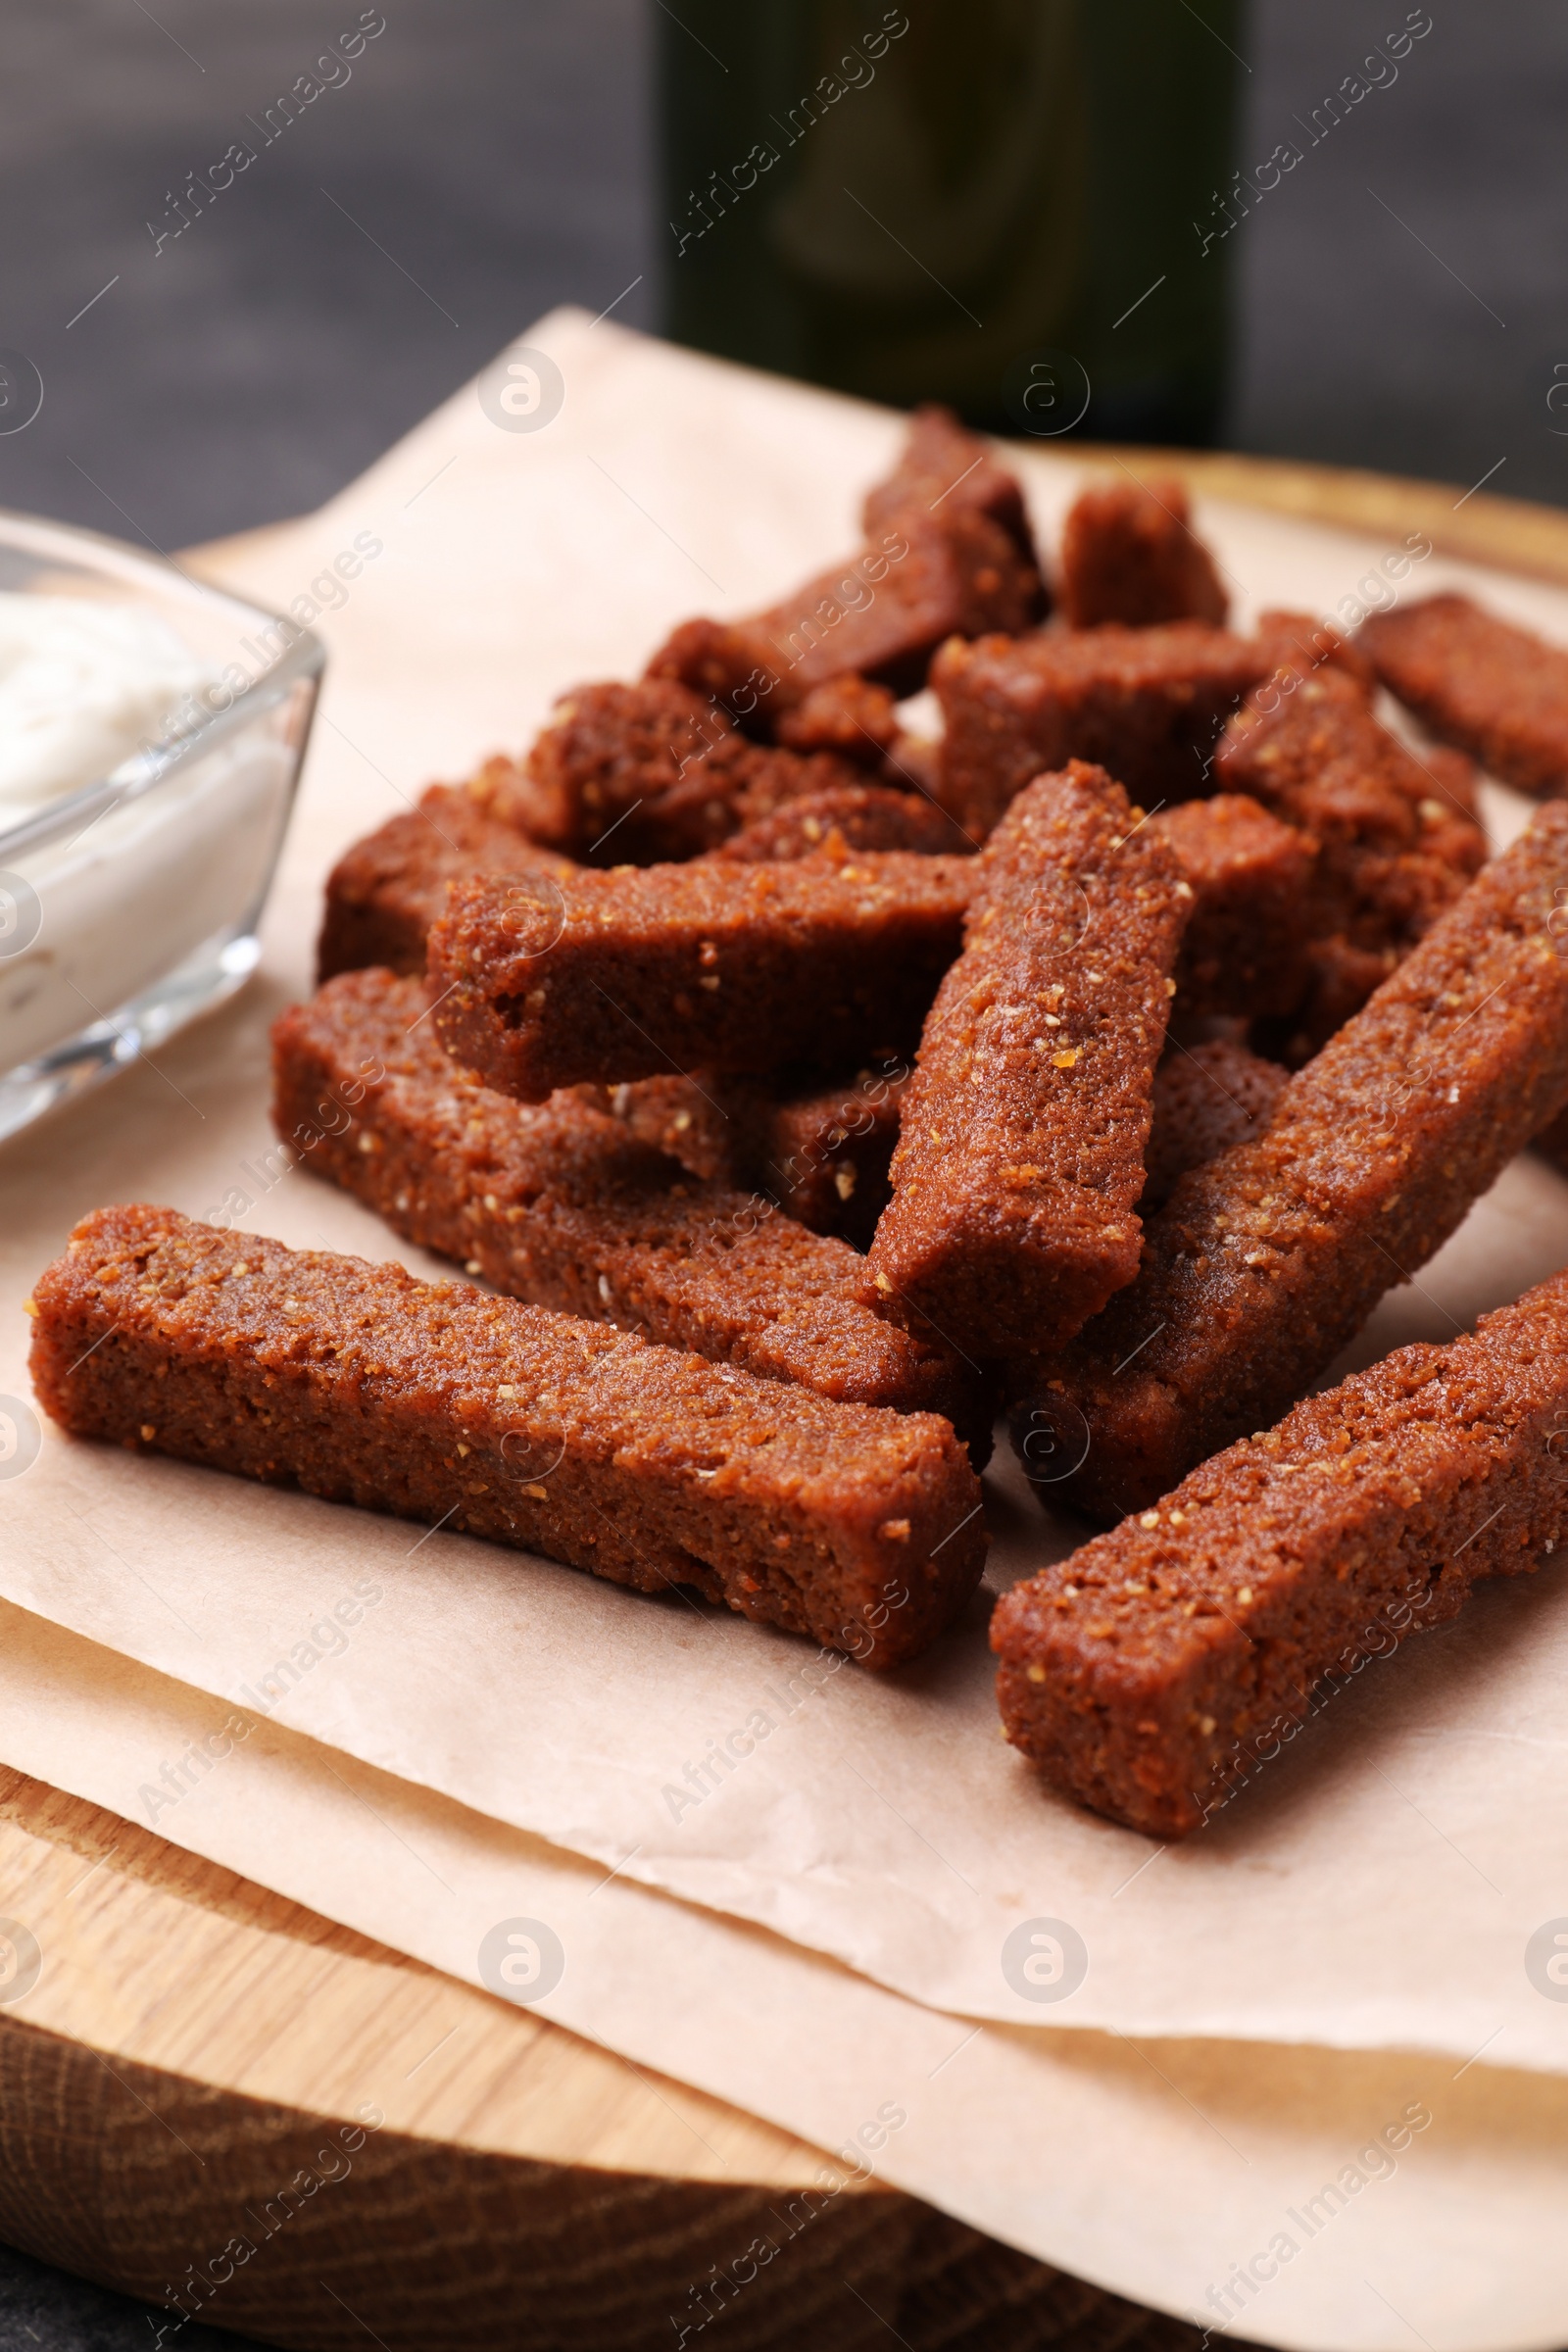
(513, 677, 751, 858)
(1150, 796, 1316, 1018)
(318, 776, 957, 993)
(713, 783, 970, 861)
(272, 971, 989, 1449)
(428, 852, 972, 1100)
(325, 784, 1295, 1043)
(860, 404, 1040, 562)
(513, 679, 870, 862)
(1250, 608, 1377, 700)
(1143, 1040, 1290, 1211)
(869, 763, 1188, 1359)
(994, 1268, 1568, 1835)
(318, 780, 576, 983)
(773, 674, 900, 763)
(648, 511, 1042, 718)
(30, 1207, 986, 1667)
(1253, 610, 1484, 842)
(583, 817, 1301, 1231)
(1215, 660, 1486, 930)
(1013, 805, 1568, 1522)
(932, 622, 1264, 835)
(647, 411, 1045, 719)
(1216, 655, 1489, 1057)
(593, 1072, 738, 1184)
(1422, 744, 1484, 827)
(1058, 476, 1229, 629)
(1359, 592, 1568, 797)
(734, 1064, 908, 1250)
(595, 1064, 909, 1248)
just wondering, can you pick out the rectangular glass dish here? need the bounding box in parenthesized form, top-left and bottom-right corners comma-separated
(0, 511, 322, 1144)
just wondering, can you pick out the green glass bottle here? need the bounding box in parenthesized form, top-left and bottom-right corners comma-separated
(656, 0, 1243, 445)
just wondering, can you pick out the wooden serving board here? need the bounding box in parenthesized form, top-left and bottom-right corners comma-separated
(4, 451, 1565, 2352)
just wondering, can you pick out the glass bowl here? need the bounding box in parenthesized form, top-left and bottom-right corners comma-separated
(0, 510, 323, 1143)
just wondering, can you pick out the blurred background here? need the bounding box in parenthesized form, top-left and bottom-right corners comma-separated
(0, 0, 1561, 560)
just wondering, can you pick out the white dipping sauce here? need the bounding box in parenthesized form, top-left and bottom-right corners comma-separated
(0, 593, 298, 1079)
(0, 594, 213, 819)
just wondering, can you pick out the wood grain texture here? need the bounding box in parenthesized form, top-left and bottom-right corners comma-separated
(0, 1770, 1208, 2351)
(12, 446, 1548, 2350)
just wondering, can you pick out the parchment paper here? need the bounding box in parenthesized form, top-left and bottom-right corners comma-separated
(6, 314, 1568, 2082)
(5, 1591, 1568, 2352)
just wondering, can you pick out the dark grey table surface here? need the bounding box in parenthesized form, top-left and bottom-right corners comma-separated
(0, 2, 1559, 2344)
